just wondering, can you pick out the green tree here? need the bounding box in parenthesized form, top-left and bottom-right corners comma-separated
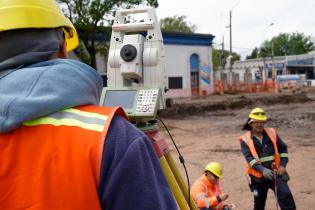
(213, 49, 240, 70)
(247, 32, 315, 59)
(58, 0, 158, 69)
(246, 47, 259, 59)
(160, 15, 196, 33)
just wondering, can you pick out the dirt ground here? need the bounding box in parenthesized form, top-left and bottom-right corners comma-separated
(158, 88, 315, 210)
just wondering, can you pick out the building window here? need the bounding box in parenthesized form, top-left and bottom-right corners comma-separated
(168, 77, 183, 89)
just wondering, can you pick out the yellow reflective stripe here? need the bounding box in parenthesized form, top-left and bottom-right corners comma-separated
(215, 204, 221, 210)
(205, 197, 210, 208)
(23, 117, 104, 132)
(249, 159, 257, 166)
(195, 193, 205, 201)
(260, 155, 275, 162)
(195, 193, 206, 208)
(280, 153, 288, 158)
(63, 108, 108, 120)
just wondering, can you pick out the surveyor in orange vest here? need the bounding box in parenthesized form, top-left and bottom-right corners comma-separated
(191, 162, 234, 210)
(0, 1, 177, 210)
(239, 107, 296, 210)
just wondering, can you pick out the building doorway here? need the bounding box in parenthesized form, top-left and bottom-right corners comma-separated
(190, 54, 200, 96)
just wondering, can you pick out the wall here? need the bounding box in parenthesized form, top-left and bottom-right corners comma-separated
(216, 56, 287, 83)
(165, 44, 213, 98)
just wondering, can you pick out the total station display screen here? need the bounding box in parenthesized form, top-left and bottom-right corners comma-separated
(103, 90, 137, 109)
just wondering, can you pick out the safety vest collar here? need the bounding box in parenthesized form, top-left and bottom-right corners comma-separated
(242, 131, 260, 162)
(264, 128, 279, 155)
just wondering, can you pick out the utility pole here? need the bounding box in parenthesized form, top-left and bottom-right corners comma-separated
(226, 0, 240, 87)
(227, 0, 240, 56)
(271, 41, 276, 80)
(262, 22, 274, 83)
(221, 36, 225, 69)
(229, 10, 232, 56)
(226, 10, 233, 86)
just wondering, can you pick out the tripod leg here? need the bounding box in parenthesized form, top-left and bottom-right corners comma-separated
(165, 152, 198, 210)
(160, 156, 190, 210)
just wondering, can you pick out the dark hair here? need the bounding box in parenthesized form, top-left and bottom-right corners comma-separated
(205, 170, 219, 178)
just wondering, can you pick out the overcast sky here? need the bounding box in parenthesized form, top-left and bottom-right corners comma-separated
(155, 0, 315, 59)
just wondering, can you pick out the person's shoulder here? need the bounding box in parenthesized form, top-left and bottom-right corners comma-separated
(239, 130, 251, 139)
(264, 127, 276, 129)
(108, 115, 145, 140)
(51, 59, 96, 71)
(59, 59, 93, 69)
(103, 115, 150, 165)
(264, 127, 278, 133)
(29, 59, 95, 71)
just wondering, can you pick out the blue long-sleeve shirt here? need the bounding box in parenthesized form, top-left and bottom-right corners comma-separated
(240, 129, 289, 177)
(99, 116, 177, 209)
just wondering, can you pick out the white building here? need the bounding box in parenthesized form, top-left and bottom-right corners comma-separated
(162, 32, 215, 98)
(216, 51, 315, 86)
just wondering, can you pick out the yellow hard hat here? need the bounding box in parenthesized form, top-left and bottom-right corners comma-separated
(0, 0, 79, 52)
(248, 107, 267, 122)
(205, 162, 223, 178)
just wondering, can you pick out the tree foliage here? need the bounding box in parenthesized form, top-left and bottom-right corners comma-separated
(213, 49, 240, 70)
(159, 15, 235, 71)
(58, 0, 158, 68)
(246, 47, 259, 59)
(247, 32, 315, 59)
(160, 15, 196, 33)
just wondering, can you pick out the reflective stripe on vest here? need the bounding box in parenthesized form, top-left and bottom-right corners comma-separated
(194, 182, 211, 208)
(191, 175, 223, 210)
(23, 107, 108, 132)
(240, 128, 280, 178)
(0, 105, 127, 210)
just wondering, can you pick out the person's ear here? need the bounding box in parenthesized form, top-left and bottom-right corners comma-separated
(58, 41, 68, 58)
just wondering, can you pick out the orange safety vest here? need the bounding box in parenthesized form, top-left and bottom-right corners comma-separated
(0, 105, 126, 210)
(191, 174, 224, 210)
(239, 128, 280, 178)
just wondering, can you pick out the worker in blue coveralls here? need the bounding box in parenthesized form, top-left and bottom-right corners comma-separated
(0, 0, 177, 209)
(239, 107, 296, 210)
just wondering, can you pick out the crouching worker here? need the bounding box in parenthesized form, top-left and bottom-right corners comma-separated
(191, 162, 234, 210)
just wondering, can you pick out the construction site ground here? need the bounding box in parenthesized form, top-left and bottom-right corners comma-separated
(158, 88, 315, 210)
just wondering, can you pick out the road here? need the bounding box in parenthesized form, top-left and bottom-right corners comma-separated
(159, 89, 315, 209)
